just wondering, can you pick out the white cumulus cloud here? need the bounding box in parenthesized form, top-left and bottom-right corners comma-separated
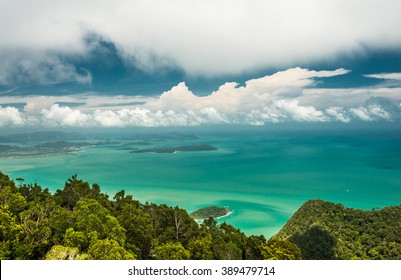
(349, 105, 392, 122)
(274, 99, 328, 122)
(1, 67, 400, 127)
(325, 107, 351, 123)
(147, 68, 349, 113)
(41, 104, 92, 126)
(0, 106, 25, 126)
(349, 107, 374, 121)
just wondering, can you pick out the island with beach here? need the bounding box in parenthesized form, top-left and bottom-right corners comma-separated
(190, 206, 233, 220)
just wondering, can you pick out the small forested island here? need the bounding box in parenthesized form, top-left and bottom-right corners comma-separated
(190, 206, 231, 219)
(0, 171, 400, 260)
(130, 144, 217, 154)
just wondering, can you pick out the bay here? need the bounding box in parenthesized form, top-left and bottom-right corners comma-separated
(1, 126, 401, 238)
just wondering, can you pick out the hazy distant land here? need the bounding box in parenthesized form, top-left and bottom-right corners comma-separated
(2, 127, 401, 240)
(0, 141, 90, 158)
(0, 131, 210, 158)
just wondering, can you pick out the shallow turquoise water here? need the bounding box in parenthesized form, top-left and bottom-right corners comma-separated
(1, 127, 401, 237)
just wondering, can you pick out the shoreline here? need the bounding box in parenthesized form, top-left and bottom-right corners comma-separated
(216, 209, 234, 219)
(0, 151, 81, 160)
(193, 208, 234, 223)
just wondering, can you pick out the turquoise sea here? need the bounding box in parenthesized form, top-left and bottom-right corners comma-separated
(1, 125, 401, 238)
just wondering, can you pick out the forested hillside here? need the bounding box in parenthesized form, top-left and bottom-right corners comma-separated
(274, 199, 401, 260)
(1, 171, 400, 260)
(0, 172, 300, 260)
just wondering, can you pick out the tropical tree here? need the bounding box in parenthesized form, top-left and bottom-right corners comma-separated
(87, 239, 136, 260)
(45, 245, 87, 260)
(155, 242, 190, 260)
(261, 239, 302, 260)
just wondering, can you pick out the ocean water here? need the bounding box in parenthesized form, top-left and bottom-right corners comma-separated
(1, 126, 401, 238)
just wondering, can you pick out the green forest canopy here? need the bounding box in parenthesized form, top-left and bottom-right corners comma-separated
(0, 171, 400, 260)
(275, 199, 401, 260)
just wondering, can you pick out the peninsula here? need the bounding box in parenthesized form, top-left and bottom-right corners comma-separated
(0, 141, 89, 158)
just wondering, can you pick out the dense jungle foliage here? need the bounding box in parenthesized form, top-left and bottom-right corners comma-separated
(1, 171, 399, 260)
(0, 172, 300, 260)
(275, 199, 401, 260)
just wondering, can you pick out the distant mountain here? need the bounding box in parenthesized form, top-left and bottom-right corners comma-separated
(274, 199, 401, 260)
(0, 131, 85, 143)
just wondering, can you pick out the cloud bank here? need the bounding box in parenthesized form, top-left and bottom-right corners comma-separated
(0, 51, 92, 86)
(1, 0, 401, 83)
(1, 68, 401, 128)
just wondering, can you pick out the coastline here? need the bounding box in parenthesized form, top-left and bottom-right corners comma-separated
(193, 207, 234, 223)
(216, 209, 234, 220)
(0, 150, 82, 160)
(2, 128, 401, 238)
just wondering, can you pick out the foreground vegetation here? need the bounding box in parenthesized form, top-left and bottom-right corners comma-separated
(1, 171, 400, 260)
(0, 172, 300, 260)
(275, 199, 401, 259)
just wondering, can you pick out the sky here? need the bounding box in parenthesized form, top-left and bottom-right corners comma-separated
(1, 0, 401, 128)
